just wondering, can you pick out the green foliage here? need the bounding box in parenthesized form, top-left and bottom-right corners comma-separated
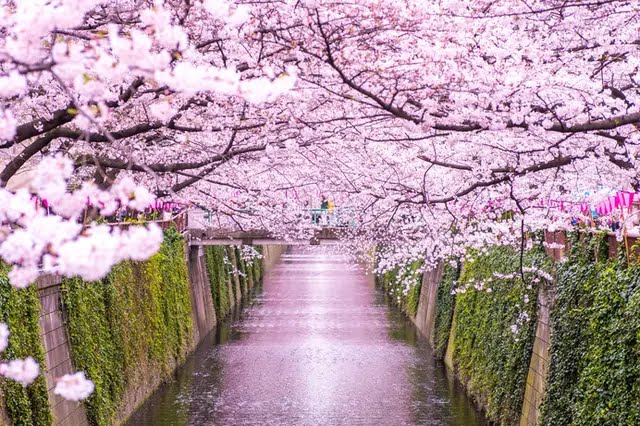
(379, 261, 423, 317)
(0, 265, 52, 426)
(204, 246, 231, 318)
(541, 231, 640, 426)
(451, 244, 546, 425)
(433, 261, 459, 359)
(61, 228, 193, 426)
(251, 247, 263, 286)
(406, 279, 421, 317)
(235, 246, 249, 296)
(204, 245, 264, 319)
(225, 246, 239, 302)
(62, 277, 124, 425)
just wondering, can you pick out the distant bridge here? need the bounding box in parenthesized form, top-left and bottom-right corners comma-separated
(138, 208, 355, 245)
(184, 209, 352, 246)
(186, 227, 346, 246)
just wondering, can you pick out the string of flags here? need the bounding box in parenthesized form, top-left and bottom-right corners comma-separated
(533, 191, 637, 217)
(30, 196, 187, 213)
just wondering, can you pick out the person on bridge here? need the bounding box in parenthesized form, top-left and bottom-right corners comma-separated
(320, 197, 329, 210)
(327, 199, 335, 225)
(320, 196, 329, 225)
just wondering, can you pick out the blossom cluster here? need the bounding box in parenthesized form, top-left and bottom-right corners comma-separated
(0, 156, 163, 401)
(0, 156, 162, 288)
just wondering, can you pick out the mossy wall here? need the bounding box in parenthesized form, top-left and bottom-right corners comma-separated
(203, 245, 263, 321)
(378, 231, 640, 426)
(60, 228, 193, 426)
(378, 260, 423, 317)
(204, 246, 232, 319)
(432, 262, 458, 359)
(450, 245, 547, 425)
(0, 234, 273, 426)
(540, 232, 640, 426)
(0, 265, 52, 426)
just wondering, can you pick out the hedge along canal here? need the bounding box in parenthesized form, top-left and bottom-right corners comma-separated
(379, 230, 640, 426)
(125, 246, 485, 425)
(0, 227, 284, 426)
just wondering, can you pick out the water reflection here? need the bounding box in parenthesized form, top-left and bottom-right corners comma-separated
(126, 247, 485, 425)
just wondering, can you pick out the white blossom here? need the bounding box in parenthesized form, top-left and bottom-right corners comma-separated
(54, 372, 95, 401)
(0, 323, 9, 353)
(0, 357, 39, 386)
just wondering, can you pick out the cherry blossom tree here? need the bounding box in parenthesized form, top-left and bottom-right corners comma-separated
(1, 0, 640, 402)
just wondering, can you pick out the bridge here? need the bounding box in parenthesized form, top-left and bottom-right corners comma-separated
(186, 227, 347, 246)
(182, 208, 355, 245)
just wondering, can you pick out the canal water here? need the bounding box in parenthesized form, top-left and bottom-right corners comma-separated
(126, 247, 485, 425)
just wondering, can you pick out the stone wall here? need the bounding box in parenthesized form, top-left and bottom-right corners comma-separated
(37, 276, 88, 426)
(412, 262, 443, 344)
(263, 245, 288, 274)
(520, 283, 553, 426)
(0, 242, 286, 426)
(187, 245, 217, 343)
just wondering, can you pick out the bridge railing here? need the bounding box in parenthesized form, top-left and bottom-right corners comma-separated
(105, 208, 190, 233)
(187, 207, 358, 229)
(303, 207, 358, 228)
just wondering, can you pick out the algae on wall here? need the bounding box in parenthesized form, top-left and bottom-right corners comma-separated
(0, 265, 52, 426)
(60, 227, 193, 426)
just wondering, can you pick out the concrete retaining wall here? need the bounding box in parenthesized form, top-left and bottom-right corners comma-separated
(411, 259, 554, 426)
(263, 245, 288, 274)
(37, 276, 89, 426)
(412, 262, 443, 344)
(0, 242, 286, 426)
(111, 244, 221, 425)
(187, 245, 217, 343)
(520, 283, 553, 426)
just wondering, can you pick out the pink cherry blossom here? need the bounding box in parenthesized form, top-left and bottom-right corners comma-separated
(0, 357, 40, 386)
(54, 372, 95, 401)
(0, 323, 9, 353)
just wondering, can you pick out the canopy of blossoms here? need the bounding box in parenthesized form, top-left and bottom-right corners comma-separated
(0, 0, 639, 401)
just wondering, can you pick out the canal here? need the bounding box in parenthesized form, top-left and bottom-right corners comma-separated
(126, 247, 485, 425)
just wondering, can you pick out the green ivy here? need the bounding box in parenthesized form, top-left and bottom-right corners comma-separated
(451, 244, 547, 425)
(251, 247, 263, 286)
(61, 276, 124, 425)
(541, 231, 640, 426)
(204, 246, 264, 319)
(406, 279, 421, 317)
(204, 246, 232, 319)
(225, 246, 240, 303)
(235, 246, 249, 296)
(0, 265, 52, 426)
(61, 227, 193, 426)
(433, 261, 459, 359)
(378, 260, 423, 317)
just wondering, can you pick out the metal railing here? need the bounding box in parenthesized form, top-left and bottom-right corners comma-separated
(189, 207, 358, 229)
(305, 207, 357, 228)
